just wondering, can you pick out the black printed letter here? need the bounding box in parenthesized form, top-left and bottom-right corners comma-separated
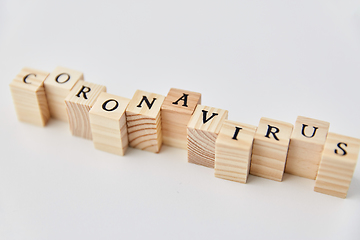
(172, 93, 189, 107)
(102, 99, 119, 112)
(265, 125, 280, 141)
(55, 73, 70, 84)
(76, 86, 91, 99)
(202, 110, 218, 124)
(335, 142, 347, 156)
(301, 124, 318, 138)
(23, 73, 36, 84)
(137, 96, 156, 109)
(232, 127, 242, 140)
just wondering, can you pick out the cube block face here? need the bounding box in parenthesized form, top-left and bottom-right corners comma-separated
(44, 66, 83, 121)
(126, 90, 165, 153)
(250, 117, 293, 181)
(65, 81, 106, 139)
(89, 92, 130, 156)
(9, 67, 50, 126)
(161, 88, 201, 149)
(314, 133, 360, 198)
(187, 105, 228, 168)
(215, 120, 257, 183)
(285, 116, 330, 179)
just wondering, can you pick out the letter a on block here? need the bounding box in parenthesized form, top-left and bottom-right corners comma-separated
(161, 88, 202, 149)
(187, 105, 228, 168)
(65, 80, 106, 139)
(215, 120, 257, 183)
(314, 133, 360, 198)
(9, 67, 50, 126)
(89, 92, 130, 156)
(285, 116, 330, 179)
(250, 117, 293, 181)
(126, 90, 165, 153)
(44, 66, 84, 121)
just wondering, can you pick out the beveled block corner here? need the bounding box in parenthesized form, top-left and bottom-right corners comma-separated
(9, 67, 50, 126)
(161, 88, 201, 149)
(187, 105, 228, 168)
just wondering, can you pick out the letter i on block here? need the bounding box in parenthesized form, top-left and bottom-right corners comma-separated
(9, 67, 50, 126)
(250, 117, 293, 181)
(187, 105, 228, 168)
(314, 133, 360, 198)
(44, 66, 83, 121)
(126, 90, 165, 153)
(285, 116, 330, 179)
(161, 88, 201, 149)
(89, 92, 130, 156)
(215, 120, 257, 183)
(65, 81, 106, 139)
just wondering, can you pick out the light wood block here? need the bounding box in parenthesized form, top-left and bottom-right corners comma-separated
(44, 66, 83, 121)
(126, 90, 165, 153)
(9, 67, 50, 126)
(65, 81, 106, 139)
(250, 117, 293, 181)
(89, 92, 130, 156)
(314, 133, 360, 198)
(285, 116, 330, 179)
(187, 105, 228, 168)
(215, 120, 257, 183)
(161, 88, 201, 149)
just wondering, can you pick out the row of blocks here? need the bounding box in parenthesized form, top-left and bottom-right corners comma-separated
(10, 67, 360, 198)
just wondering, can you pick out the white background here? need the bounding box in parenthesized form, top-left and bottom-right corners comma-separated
(1, 1, 360, 239)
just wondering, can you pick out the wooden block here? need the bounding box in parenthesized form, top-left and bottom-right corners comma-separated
(89, 92, 130, 156)
(187, 105, 228, 168)
(250, 117, 293, 181)
(215, 120, 257, 183)
(65, 80, 106, 139)
(9, 67, 50, 126)
(314, 133, 360, 198)
(285, 116, 330, 179)
(161, 88, 201, 149)
(44, 66, 83, 121)
(126, 90, 165, 153)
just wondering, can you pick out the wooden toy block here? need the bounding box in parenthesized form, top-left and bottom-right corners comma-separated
(314, 133, 360, 198)
(44, 66, 83, 121)
(126, 90, 165, 153)
(187, 105, 228, 168)
(285, 116, 330, 179)
(215, 120, 257, 183)
(161, 88, 201, 149)
(9, 67, 50, 126)
(89, 92, 130, 156)
(65, 80, 106, 139)
(250, 117, 293, 181)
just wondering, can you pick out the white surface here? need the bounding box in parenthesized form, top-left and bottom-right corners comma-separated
(1, 1, 360, 239)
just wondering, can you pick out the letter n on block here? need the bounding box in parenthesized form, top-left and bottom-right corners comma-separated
(314, 133, 360, 198)
(161, 88, 201, 149)
(65, 81, 106, 139)
(9, 67, 50, 126)
(89, 92, 130, 156)
(126, 90, 165, 153)
(187, 105, 228, 168)
(250, 117, 293, 181)
(285, 116, 330, 179)
(215, 120, 257, 183)
(44, 66, 83, 121)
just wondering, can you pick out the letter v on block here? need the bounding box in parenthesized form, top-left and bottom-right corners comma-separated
(187, 105, 228, 168)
